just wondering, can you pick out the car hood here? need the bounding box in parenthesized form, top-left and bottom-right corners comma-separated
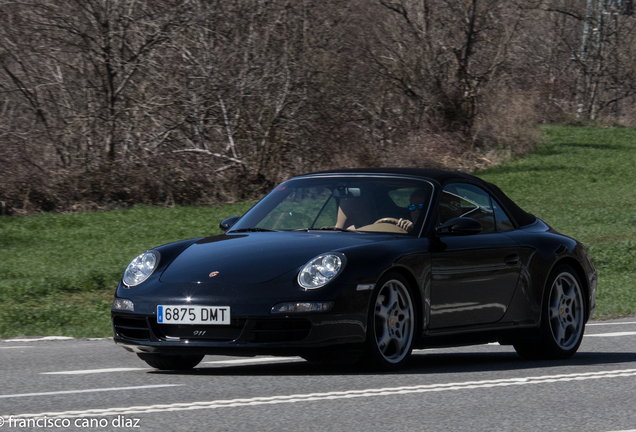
(159, 231, 400, 284)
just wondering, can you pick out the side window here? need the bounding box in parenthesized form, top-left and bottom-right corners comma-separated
(493, 200, 515, 232)
(439, 184, 495, 233)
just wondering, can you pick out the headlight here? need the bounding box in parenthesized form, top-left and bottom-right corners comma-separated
(298, 253, 345, 290)
(123, 251, 159, 287)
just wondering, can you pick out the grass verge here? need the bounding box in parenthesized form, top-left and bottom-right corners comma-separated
(0, 203, 254, 337)
(479, 125, 636, 318)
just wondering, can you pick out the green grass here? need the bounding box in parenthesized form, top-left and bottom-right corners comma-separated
(1, 125, 635, 337)
(0, 203, 254, 337)
(479, 125, 636, 318)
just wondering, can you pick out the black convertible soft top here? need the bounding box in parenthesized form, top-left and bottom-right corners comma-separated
(309, 168, 537, 227)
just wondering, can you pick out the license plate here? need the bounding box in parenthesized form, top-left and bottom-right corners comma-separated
(157, 305, 230, 325)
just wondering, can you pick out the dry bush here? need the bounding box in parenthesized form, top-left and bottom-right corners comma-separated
(0, 137, 60, 215)
(376, 131, 513, 173)
(0, 151, 272, 215)
(3, 0, 636, 215)
(473, 87, 542, 155)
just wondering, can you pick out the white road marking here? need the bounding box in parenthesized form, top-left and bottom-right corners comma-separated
(41, 367, 148, 375)
(585, 332, 636, 338)
(7, 368, 636, 419)
(1, 336, 74, 343)
(41, 358, 301, 375)
(0, 385, 183, 400)
(202, 357, 301, 366)
(0, 346, 34, 349)
(588, 321, 636, 326)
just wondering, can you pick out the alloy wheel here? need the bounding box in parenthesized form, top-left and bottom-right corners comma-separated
(547, 271, 584, 351)
(373, 278, 415, 364)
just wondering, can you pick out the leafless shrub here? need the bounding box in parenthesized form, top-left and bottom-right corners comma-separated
(473, 87, 542, 155)
(1, 0, 636, 215)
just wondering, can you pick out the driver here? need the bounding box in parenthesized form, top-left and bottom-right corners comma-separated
(396, 189, 430, 232)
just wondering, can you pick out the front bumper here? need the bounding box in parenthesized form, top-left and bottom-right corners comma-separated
(112, 311, 367, 357)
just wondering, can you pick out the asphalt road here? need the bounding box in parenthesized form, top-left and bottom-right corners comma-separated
(1, 319, 636, 432)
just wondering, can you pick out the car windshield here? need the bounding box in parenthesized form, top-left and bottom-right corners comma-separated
(230, 175, 435, 235)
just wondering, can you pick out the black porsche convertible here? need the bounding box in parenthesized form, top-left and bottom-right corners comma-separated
(112, 168, 597, 370)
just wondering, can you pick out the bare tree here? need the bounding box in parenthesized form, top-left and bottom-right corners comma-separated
(169, 0, 307, 182)
(2, 0, 636, 214)
(358, 0, 523, 136)
(0, 0, 191, 168)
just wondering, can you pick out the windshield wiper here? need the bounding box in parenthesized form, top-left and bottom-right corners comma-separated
(230, 227, 277, 233)
(292, 227, 351, 232)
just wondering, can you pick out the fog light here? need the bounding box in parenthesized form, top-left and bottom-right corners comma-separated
(271, 301, 334, 314)
(112, 298, 135, 312)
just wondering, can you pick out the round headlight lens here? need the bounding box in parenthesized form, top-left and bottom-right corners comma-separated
(298, 253, 344, 290)
(123, 251, 159, 287)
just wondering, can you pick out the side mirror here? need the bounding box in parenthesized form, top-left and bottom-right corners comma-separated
(220, 216, 241, 233)
(435, 217, 482, 236)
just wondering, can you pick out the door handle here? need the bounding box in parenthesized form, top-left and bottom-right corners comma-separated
(505, 254, 519, 265)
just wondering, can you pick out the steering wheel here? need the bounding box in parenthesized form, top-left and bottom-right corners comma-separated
(374, 217, 400, 225)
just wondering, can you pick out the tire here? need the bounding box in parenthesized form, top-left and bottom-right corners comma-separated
(136, 353, 204, 370)
(514, 264, 586, 360)
(363, 272, 417, 371)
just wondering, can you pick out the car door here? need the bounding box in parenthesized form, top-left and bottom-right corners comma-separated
(429, 183, 521, 329)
